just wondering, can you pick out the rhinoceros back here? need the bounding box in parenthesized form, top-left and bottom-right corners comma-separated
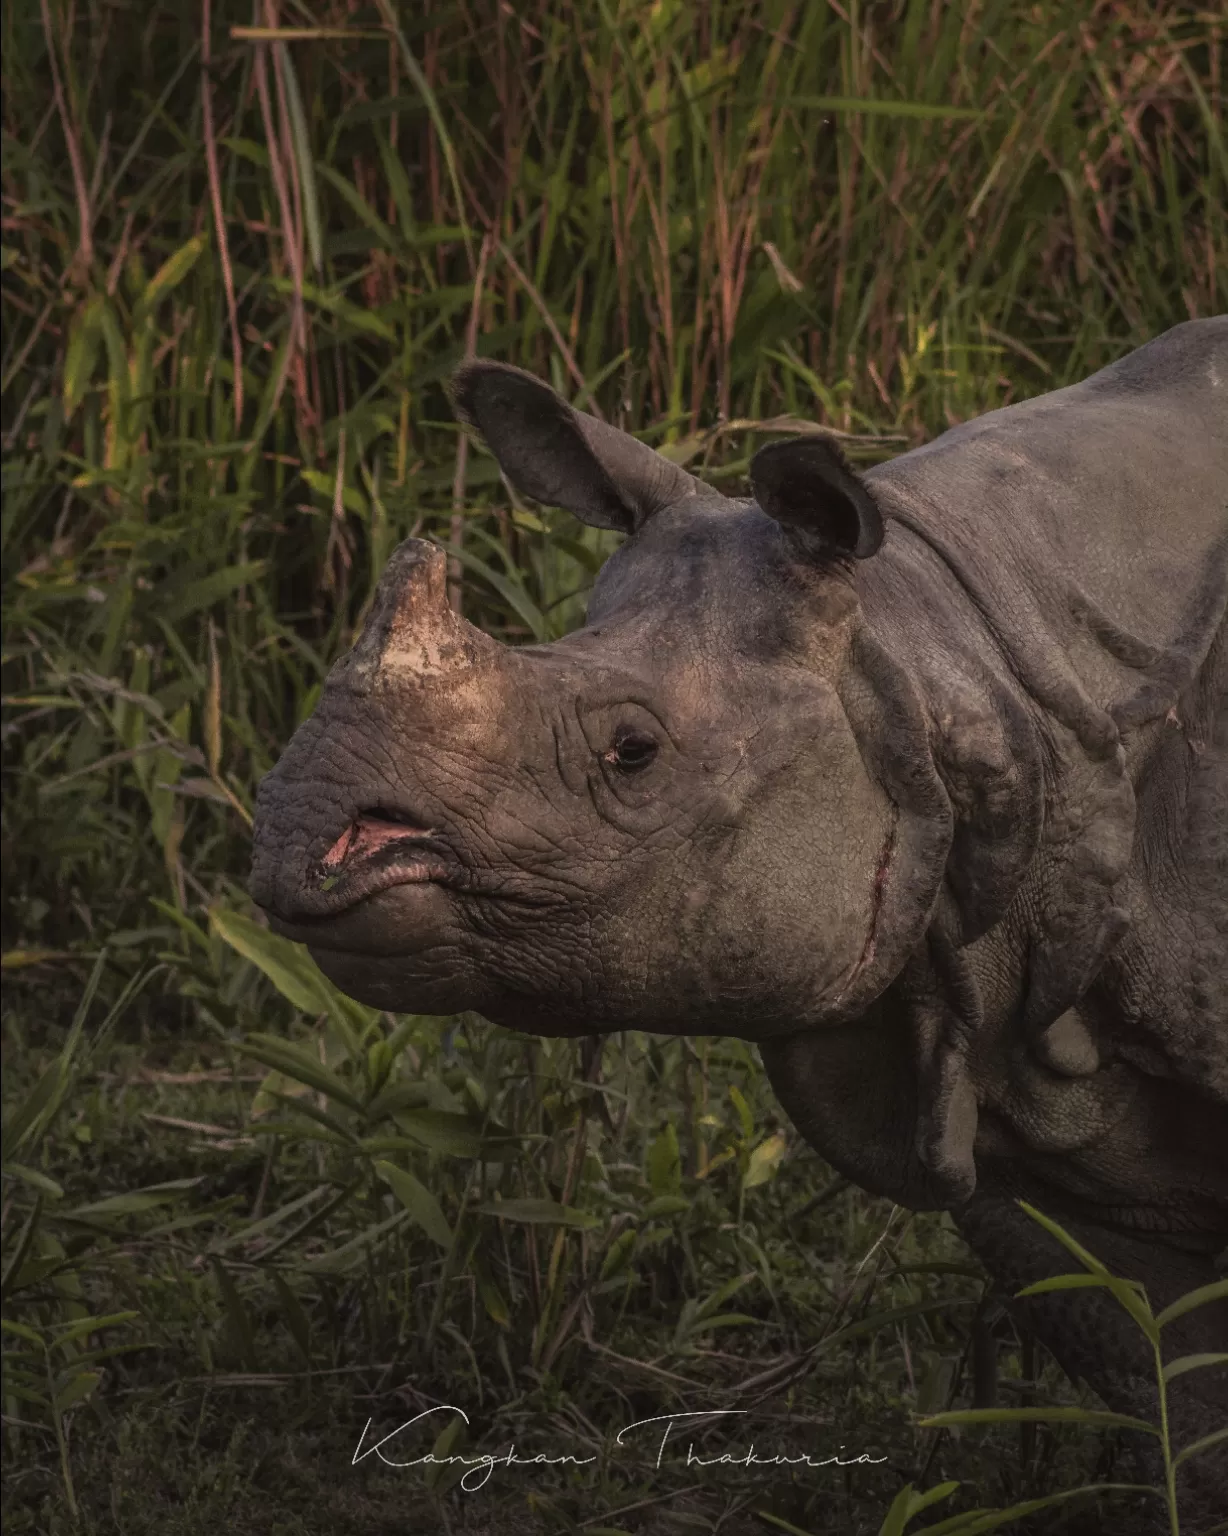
(867, 317, 1227, 722)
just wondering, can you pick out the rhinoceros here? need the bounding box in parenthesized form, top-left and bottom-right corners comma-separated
(251, 318, 1227, 1523)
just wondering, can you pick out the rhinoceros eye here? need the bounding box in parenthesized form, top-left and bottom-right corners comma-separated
(604, 726, 659, 772)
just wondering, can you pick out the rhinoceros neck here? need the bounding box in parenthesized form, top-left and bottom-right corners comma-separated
(858, 440, 1221, 1052)
(849, 503, 1049, 951)
(851, 474, 1138, 1132)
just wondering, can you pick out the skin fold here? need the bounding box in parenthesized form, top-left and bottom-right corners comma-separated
(251, 319, 1228, 1525)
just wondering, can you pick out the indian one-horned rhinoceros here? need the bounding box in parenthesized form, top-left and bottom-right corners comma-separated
(251, 318, 1228, 1522)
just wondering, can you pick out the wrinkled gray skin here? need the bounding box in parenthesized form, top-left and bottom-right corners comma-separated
(252, 319, 1227, 1523)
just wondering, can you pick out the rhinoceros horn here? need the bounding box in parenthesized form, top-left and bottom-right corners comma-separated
(341, 538, 501, 682)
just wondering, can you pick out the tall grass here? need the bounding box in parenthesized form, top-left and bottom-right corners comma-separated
(2, 1, 1224, 1532)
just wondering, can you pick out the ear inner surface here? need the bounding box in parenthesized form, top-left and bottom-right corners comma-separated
(450, 360, 702, 535)
(451, 363, 635, 532)
(750, 437, 886, 560)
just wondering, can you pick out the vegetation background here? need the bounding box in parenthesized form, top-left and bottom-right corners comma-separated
(2, 1, 1223, 1533)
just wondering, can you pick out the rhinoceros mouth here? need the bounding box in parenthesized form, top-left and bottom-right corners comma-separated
(310, 811, 458, 911)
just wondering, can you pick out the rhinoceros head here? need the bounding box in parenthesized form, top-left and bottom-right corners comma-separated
(250, 362, 951, 1038)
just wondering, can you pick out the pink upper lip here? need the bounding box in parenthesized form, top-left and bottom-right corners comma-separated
(315, 813, 454, 898)
(321, 814, 439, 875)
(266, 811, 562, 929)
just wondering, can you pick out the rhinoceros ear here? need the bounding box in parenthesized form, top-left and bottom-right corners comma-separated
(750, 437, 885, 560)
(449, 360, 700, 535)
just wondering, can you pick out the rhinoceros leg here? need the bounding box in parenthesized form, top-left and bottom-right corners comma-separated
(953, 1196, 1228, 1531)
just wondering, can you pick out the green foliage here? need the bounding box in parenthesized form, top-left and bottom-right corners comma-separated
(2, 0, 1223, 1530)
(915, 1206, 1228, 1536)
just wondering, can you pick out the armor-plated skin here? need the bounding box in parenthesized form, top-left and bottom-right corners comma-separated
(252, 321, 1228, 1524)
